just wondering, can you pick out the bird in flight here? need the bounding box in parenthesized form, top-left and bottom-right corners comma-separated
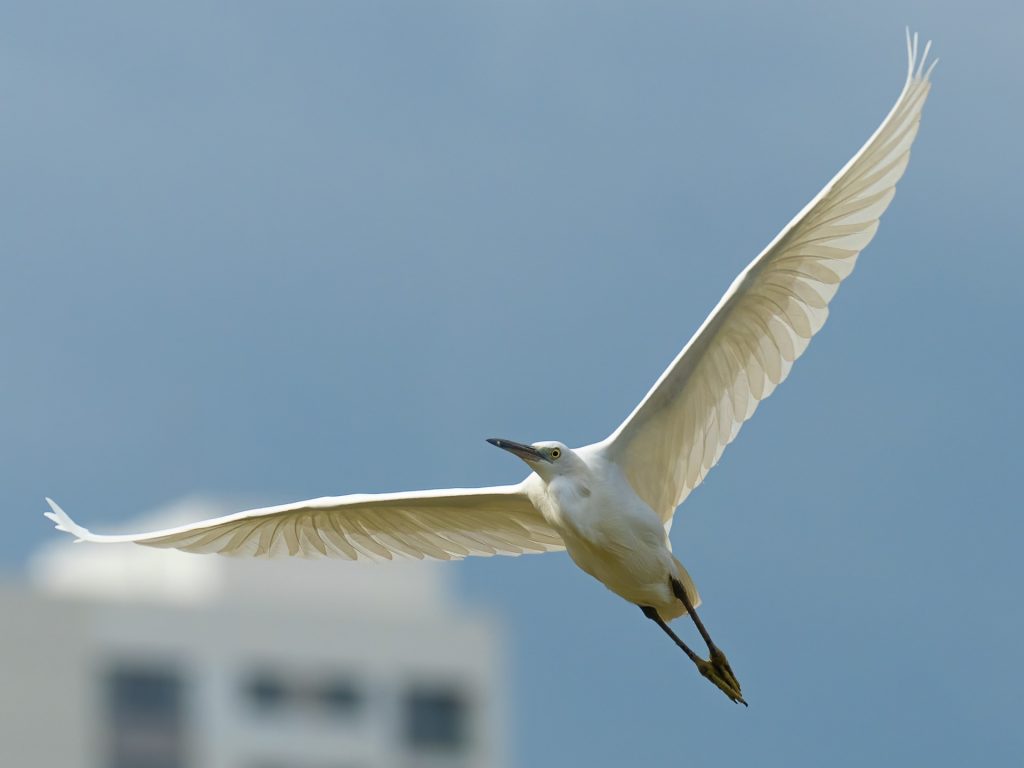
(46, 32, 935, 706)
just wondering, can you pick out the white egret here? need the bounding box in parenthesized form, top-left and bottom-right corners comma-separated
(46, 33, 935, 705)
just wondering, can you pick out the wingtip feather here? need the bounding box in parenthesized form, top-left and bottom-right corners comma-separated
(905, 28, 937, 84)
(44, 498, 91, 543)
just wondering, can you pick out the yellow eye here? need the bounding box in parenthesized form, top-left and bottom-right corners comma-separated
(550, 448, 561, 460)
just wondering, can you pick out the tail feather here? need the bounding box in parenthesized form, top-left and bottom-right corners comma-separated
(43, 498, 93, 543)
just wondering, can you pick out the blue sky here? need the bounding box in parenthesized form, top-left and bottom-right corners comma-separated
(3, 2, 1022, 765)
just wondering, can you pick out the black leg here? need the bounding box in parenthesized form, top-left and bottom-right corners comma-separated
(670, 576, 715, 650)
(668, 576, 746, 705)
(639, 604, 747, 706)
(639, 605, 701, 663)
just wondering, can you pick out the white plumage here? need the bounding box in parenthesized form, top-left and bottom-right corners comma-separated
(46, 32, 935, 705)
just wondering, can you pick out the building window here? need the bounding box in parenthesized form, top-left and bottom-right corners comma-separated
(242, 669, 364, 720)
(403, 686, 469, 752)
(106, 664, 187, 768)
(244, 672, 289, 712)
(314, 679, 363, 716)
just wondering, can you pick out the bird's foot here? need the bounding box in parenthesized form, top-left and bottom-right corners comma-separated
(696, 647, 746, 706)
(710, 644, 742, 695)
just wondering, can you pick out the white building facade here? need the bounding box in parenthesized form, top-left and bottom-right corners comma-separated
(0, 497, 505, 768)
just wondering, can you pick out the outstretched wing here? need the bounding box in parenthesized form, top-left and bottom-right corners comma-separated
(45, 484, 564, 560)
(601, 32, 936, 521)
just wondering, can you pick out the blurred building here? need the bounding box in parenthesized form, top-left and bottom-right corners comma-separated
(0, 497, 505, 768)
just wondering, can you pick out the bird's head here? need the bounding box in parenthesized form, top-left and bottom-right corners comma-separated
(486, 438, 578, 480)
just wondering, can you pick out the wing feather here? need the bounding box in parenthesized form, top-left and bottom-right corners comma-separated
(44, 483, 564, 561)
(600, 32, 935, 520)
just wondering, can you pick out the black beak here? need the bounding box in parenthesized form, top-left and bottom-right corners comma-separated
(487, 438, 551, 463)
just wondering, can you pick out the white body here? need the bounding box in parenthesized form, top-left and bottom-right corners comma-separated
(524, 446, 696, 620)
(45, 33, 934, 630)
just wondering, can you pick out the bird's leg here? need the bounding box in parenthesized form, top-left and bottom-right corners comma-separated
(639, 605, 747, 706)
(669, 576, 744, 701)
(639, 605, 701, 662)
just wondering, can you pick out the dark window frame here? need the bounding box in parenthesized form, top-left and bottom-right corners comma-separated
(403, 684, 471, 753)
(106, 662, 188, 768)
